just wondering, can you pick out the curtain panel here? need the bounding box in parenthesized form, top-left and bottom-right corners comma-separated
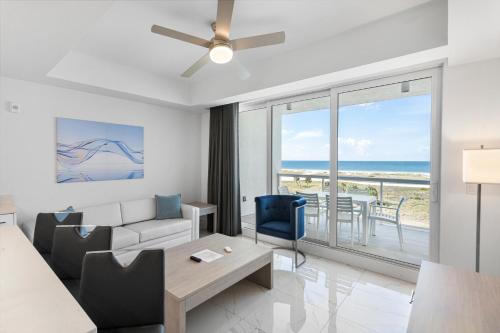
(207, 103, 241, 236)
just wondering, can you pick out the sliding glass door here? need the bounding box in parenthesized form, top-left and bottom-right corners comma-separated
(239, 69, 441, 266)
(271, 94, 331, 244)
(331, 70, 441, 265)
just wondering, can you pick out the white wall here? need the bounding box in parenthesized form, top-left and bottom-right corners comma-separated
(440, 57, 500, 276)
(0, 77, 202, 224)
(239, 108, 268, 216)
(200, 112, 209, 202)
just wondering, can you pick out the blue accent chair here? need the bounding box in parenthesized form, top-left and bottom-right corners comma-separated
(255, 195, 307, 268)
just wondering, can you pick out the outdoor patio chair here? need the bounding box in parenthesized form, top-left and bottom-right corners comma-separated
(368, 197, 406, 250)
(296, 192, 322, 227)
(336, 196, 361, 246)
(278, 186, 291, 194)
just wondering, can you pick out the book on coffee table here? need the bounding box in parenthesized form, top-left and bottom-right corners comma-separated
(191, 249, 223, 263)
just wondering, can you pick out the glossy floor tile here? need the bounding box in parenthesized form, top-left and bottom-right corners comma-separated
(186, 241, 415, 333)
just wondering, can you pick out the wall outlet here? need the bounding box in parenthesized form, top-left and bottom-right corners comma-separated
(242, 196, 247, 202)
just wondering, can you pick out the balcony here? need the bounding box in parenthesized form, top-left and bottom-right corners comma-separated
(276, 172, 430, 265)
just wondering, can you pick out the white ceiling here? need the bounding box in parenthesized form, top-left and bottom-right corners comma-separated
(0, 0, 469, 109)
(74, 0, 430, 81)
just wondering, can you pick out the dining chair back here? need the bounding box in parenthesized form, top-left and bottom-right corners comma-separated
(79, 249, 164, 332)
(33, 212, 82, 262)
(51, 225, 113, 280)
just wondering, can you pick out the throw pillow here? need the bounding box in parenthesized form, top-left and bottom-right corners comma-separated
(156, 194, 183, 219)
(53, 206, 75, 222)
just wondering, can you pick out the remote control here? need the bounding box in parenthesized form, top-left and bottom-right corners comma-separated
(190, 255, 202, 262)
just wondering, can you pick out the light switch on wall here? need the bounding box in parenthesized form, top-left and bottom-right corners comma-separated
(6, 101, 20, 113)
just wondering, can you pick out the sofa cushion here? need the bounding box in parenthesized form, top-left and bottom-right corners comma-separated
(124, 219, 191, 242)
(112, 227, 140, 250)
(120, 198, 156, 225)
(155, 194, 182, 220)
(80, 203, 123, 227)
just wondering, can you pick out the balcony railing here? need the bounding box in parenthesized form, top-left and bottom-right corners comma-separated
(277, 172, 430, 204)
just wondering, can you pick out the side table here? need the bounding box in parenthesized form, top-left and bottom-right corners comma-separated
(187, 202, 218, 234)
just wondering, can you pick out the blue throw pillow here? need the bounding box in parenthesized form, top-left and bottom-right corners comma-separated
(156, 194, 182, 219)
(53, 206, 75, 222)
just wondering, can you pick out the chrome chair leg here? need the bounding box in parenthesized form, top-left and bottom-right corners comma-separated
(273, 241, 306, 269)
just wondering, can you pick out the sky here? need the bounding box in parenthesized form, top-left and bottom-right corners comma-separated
(281, 94, 431, 161)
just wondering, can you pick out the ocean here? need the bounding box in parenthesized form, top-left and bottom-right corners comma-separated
(281, 160, 430, 173)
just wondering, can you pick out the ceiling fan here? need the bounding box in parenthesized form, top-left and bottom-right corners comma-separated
(151, 0, 285, 78)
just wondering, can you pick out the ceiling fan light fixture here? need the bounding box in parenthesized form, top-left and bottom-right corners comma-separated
(209, 43, 233, 64)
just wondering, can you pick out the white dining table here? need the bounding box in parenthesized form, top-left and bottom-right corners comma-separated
(303, 191, 377, 245)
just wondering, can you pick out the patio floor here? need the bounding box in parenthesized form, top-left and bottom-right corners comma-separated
(241, 214, 429, 266)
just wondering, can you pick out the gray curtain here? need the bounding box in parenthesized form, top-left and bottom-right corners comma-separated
(207, 103, 241, 236)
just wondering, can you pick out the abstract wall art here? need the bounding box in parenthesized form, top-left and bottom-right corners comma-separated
(56, 118, 144, 183)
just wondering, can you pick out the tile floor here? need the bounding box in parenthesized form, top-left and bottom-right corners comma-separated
(186, 237, 415, 333)
(241, 213, 429, 266)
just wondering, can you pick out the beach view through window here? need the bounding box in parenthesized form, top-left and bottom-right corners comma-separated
(274, 78, 432, 264)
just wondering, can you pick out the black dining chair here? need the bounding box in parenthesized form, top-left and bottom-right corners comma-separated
(33, 212, 83, 264)
(79, 249, 165, 333)
(51, 225, 112, 298)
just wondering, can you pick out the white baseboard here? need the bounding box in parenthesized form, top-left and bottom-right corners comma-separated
(243, 226, 418, 283)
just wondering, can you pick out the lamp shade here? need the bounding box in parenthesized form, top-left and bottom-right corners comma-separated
(463, 148, 500, 184)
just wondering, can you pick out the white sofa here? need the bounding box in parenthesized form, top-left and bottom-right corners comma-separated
(22, 197, 200, 253)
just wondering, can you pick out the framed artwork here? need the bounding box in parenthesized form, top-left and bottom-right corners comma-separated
(56, 118, 144, 183)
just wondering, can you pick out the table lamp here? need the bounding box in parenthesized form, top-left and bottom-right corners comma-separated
(463, 146, 500, 272)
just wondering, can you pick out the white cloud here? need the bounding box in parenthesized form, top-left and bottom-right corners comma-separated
(339, 137, 372, 156)
(291, 130, 323, 140)
(357, 102, 375, 107)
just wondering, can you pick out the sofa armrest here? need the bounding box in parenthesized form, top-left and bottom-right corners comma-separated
(181, 204, 200, 240)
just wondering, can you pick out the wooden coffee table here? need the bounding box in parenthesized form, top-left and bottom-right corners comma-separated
(164, 233, 273, 333)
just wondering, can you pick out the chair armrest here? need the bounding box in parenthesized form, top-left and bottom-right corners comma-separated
(181, 204, 200, 240)
(291, 197, 307, 208)
(290, 198, 307, 240)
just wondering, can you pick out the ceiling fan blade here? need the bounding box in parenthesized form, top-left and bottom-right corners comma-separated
(215, 0, 234, 40)
(232, 31, 285, 51)
(151, 24, 210, 48)
(233, 58, 250, 80)
(181, 53, 210, 78)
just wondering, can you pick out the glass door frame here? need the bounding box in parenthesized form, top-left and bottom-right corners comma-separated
(267, 90, 331, 196)
(259, 67, 442, 264)
(329, 68, 442, 263)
